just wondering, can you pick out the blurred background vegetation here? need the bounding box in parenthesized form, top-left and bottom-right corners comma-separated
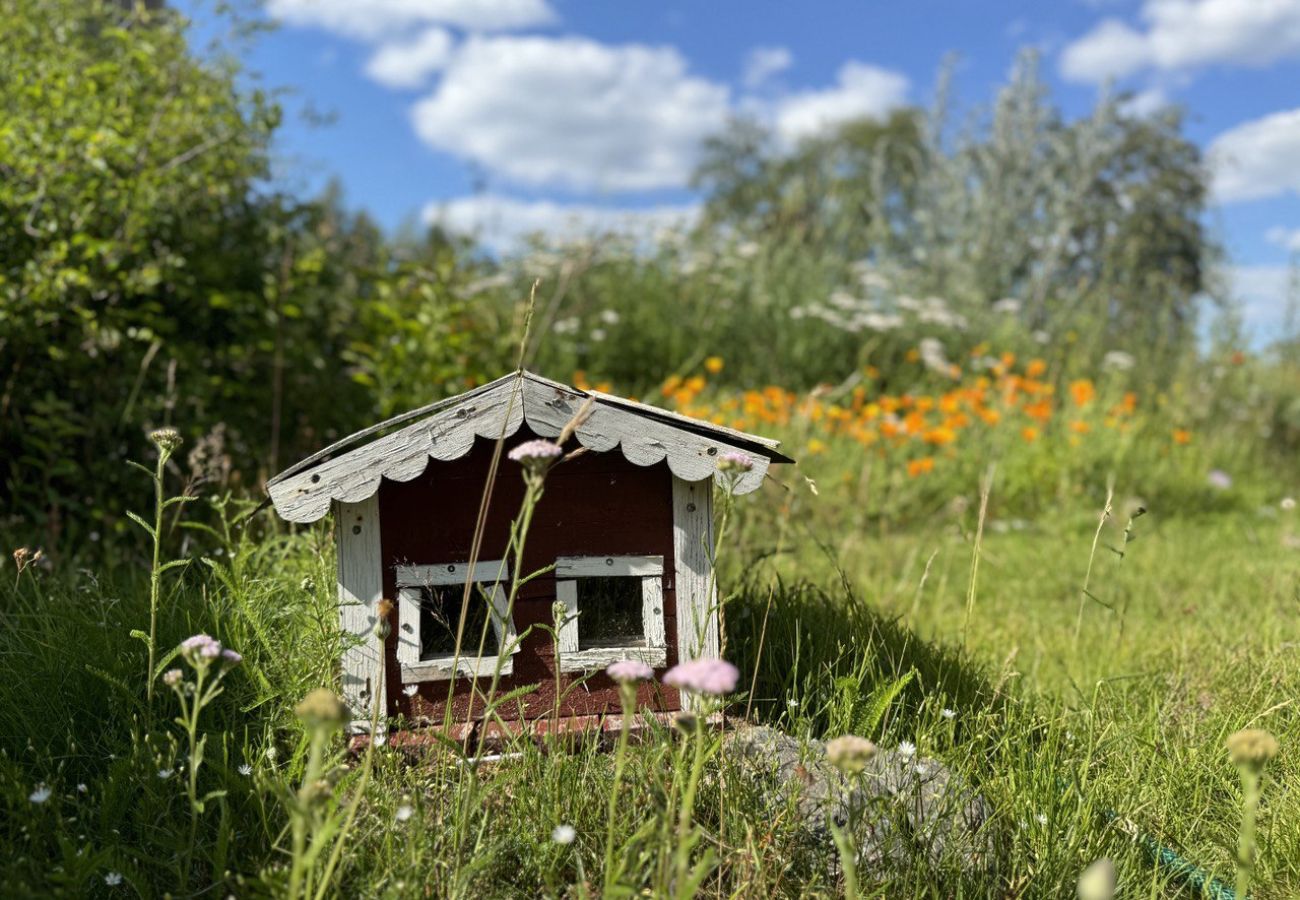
(2, 0, 1298, 549)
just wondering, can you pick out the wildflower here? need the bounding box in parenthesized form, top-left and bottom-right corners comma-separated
(716, 451, 754, 473)
(787, 698, 799, 709)
(149, 427, 183, 453)
(551, 823, 576, 844)
(1102, 351, 1135, 372)
(1282, 497, 1296, 511)
(104, 872, 124, 887)
(825, 735, 877, 775)
(1070, 420, 1091, 434)
(157, 768, 174, 780)
(29, 784, 51, 804)
(1021, 426, 1039, 443)
(663, 658, 739, 696)
(1172, 428, 1192, 445)
(1076, 858, 1116, 900)
(906, 457, 934, 478)
(77, 783, 88, 793)
(220, 649, 242, 667)
(942, 708, 956, 720)
(1025, 359, 1048, 378)
(238, 764, 252, 776)
(992, 298, 1021, 314)
(704, 356, 724, 374)
(1035, 813, 1048, 826)
(295, 688, 347, 730)
(1207, 469, 1233, 491)
(1226, 729, 1279, 769)
(1070, 379, 1095, 407)
(897, 740, 916, 758)
(606, 660, 654, 683)
(180, 634, 221, 663)
(508, 439, 564, 469)
(162, 669, 183, 687)
(806, 438, 828, 455)
(402, 684, 419, 697)
(375, 598, 394, 639)
(395, 803, 414, 823)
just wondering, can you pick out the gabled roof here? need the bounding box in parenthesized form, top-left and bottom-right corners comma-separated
(267, 370, 793, 523)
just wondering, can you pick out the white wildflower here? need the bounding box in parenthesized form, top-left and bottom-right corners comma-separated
(29, 784, 51, 804)
(157, 768, 174, 780)
(395, 803, 414, 823)
(77, 783, 88, 793)
(1102, 350, 1136, 372)
(897, 740, 916, 758)
(104, 872, 123, 886)
(238, 764, 252, 776)
(992, 297, 1021, 314)
(941, 708, 956, 720)
(551, 823, 576, 844)
(402, 684, 419, 697)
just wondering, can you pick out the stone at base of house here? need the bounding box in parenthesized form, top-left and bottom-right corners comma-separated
(725, 725, 994, 878)
(347, 711, 732, 756)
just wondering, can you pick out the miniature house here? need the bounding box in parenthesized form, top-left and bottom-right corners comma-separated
(266, 370, 790, 735)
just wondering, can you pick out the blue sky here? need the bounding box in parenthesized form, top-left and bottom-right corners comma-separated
(187, 0, 1300, 340)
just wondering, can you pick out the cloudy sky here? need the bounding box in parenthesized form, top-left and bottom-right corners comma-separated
(190, 0, 1300, 340)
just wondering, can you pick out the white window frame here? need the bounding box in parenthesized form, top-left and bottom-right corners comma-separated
(394, 560, 516, 682)
(555, 555, 667, 672)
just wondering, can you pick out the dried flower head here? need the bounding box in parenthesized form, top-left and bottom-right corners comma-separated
(375, 598, 394, 639)
(717, 452, 754, 475)
(825, 735, 878, 775)
(149, 428, 183, 454)
(606, 660, 655, 683)
(508, 439, 564, 469)
(1226, 729, 1279, 769)
(295, 688, 347, 730)
(1076, 857, 1116, 900)
(663, 658, 739, 696)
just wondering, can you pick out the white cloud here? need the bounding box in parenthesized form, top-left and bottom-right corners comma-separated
(1120, 85, 1170, 117)
(410, 35, 730, 191)
(1228, 264, 1297, 339)
(1267, 227, 1300, 252)
(266, 0, 555, 41)
(1209, 108, 1300, 203)
(1061, 0, 1300, 83)
(423, 194, 698, 252)
(774, 62, 909, 143)
(743, 46, 793, 88)
(1060, 19, 1151, 81)
(365, 29, 454, 89)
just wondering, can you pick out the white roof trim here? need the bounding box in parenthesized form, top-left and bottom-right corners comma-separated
(267, 371, 787, 523)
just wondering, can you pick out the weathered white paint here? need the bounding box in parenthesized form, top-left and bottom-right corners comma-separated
(555, 555, 668, 673)
(393, 562, 516, 683)
(336, 496, 385, 735)
(672, 476, 719, 710)
(269, 372, 778, 523)
(555, 554, 663, 579)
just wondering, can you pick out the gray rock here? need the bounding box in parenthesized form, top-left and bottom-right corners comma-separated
(725, 725, 993, 875)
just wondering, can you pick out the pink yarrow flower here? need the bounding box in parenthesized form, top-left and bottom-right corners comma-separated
(717, 451, 754, 473)
(606, 660, 655, 683)
(508, 439, 564, 468)
(663, 658, 739, 696)
(221, 648, 242, 666)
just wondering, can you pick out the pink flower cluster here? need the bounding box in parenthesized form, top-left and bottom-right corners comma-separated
(179, 633, 241, 668)
(604, 657, 740, 697)
(662, 658, 739, 696)
(717, 451, 754, 473)
(507, 439, 564, 467)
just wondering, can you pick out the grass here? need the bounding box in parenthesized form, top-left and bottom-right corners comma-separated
(1, 485, 1296, 896)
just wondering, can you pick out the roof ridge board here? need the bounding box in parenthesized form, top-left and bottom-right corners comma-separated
(266, 371, 522, 486)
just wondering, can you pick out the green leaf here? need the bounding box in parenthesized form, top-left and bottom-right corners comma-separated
(130, 629, 151, 645)
(125, 510, 156, 539)
(158, 559, 190, 573)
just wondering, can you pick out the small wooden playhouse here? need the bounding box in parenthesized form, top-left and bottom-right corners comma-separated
(266, 371, 790, 735)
